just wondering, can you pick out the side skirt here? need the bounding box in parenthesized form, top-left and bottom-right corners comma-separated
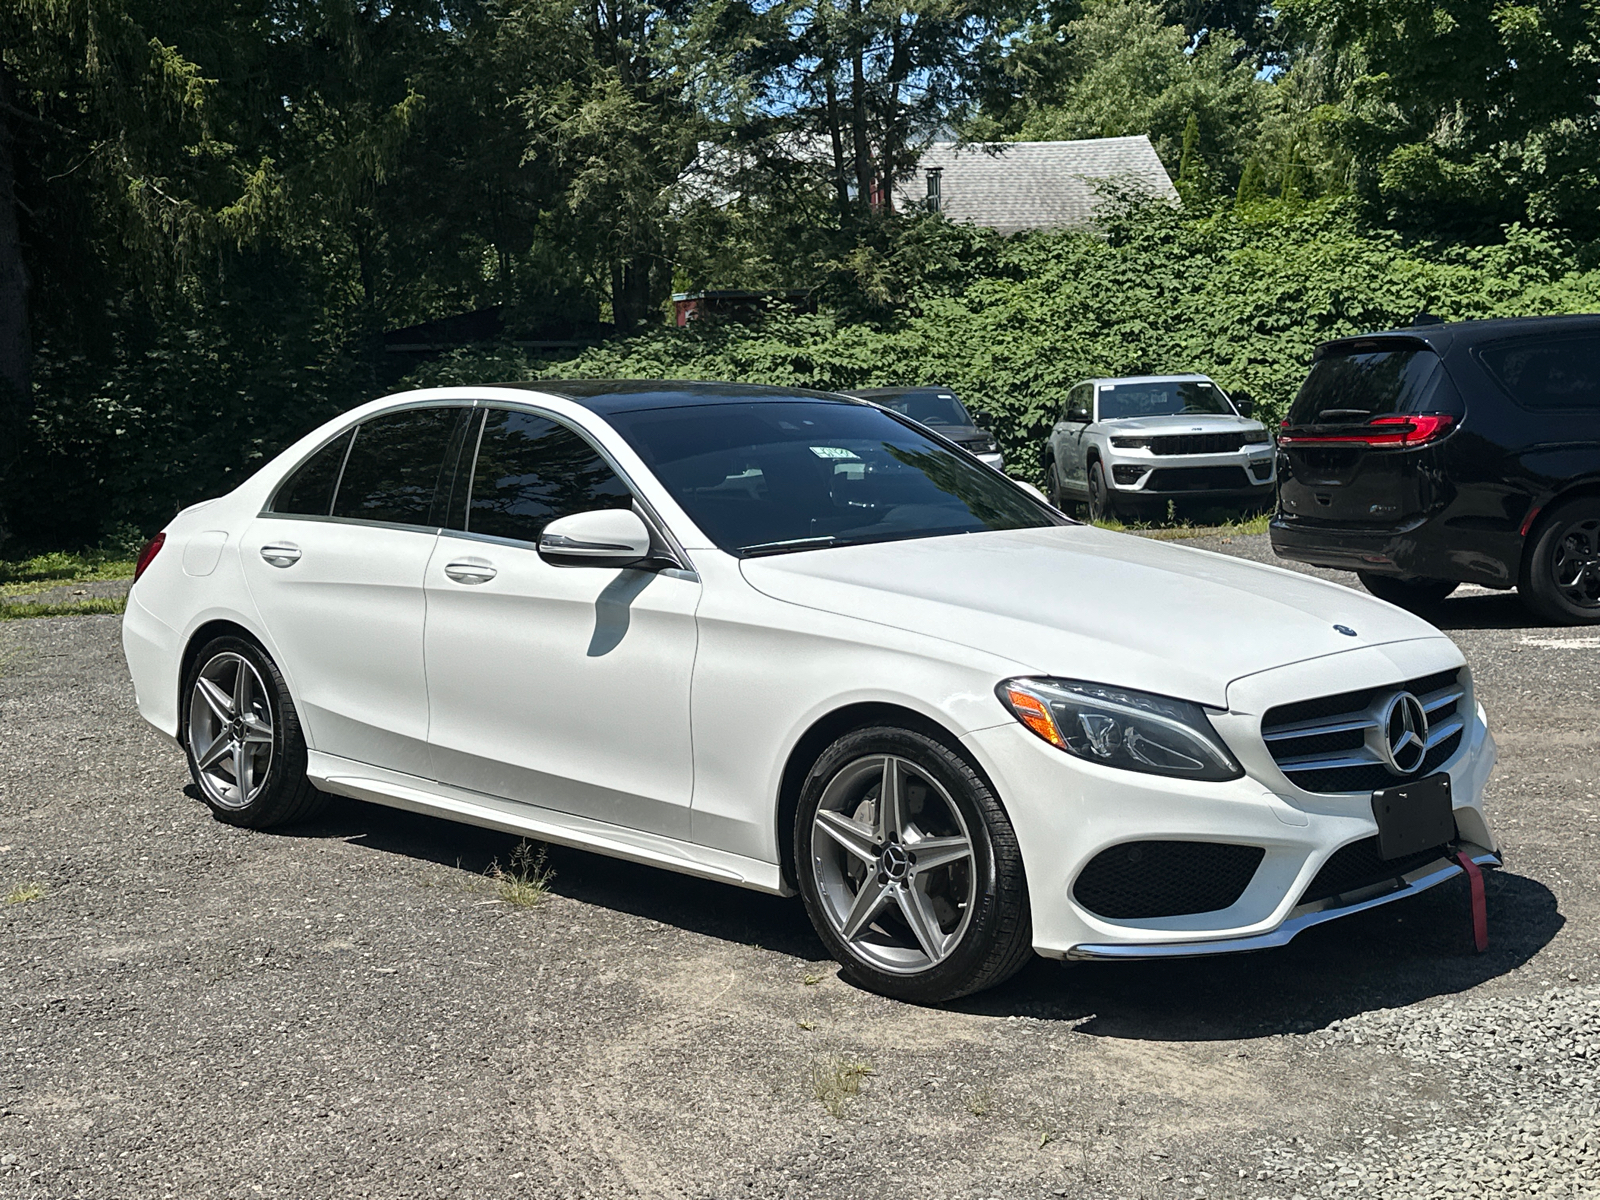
(306, 751, 791, 896)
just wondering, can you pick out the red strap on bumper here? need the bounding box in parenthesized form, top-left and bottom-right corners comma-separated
(1456, 853, 1488, 953)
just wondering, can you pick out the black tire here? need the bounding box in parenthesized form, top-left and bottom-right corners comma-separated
(1357, 571, 1459, 612)
(1046, 458, 1068, 511)
(1087, 459, 1115, 523)
(793, 725, 1033, 1004)
(181, 636, 328, 828)
(1521, 498, 1600, 624)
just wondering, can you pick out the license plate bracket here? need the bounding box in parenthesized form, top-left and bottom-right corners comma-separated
(1371, 773, 1455, 861)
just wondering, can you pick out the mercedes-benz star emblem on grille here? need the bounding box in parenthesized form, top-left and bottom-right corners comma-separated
(1379, 691, 1429, 775)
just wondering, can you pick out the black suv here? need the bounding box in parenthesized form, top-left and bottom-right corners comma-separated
(1271, 315, 1600, 624)
(842, 387, 1004, 470)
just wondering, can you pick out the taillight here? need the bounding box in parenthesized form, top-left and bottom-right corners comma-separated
(133, 532, 166, 582)
(1278, 413, 1455, 448)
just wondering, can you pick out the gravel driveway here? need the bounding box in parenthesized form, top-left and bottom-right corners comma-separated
(1, 534, 1595, 1199)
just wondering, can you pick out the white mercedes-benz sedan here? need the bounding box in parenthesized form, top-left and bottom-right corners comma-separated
(122, 382, 1501, 1002)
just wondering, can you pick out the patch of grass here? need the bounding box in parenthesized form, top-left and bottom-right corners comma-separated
(1094, 510, 1271, 541)
(486, 840, 554, 909)
(0, 596, 128, 621)
(967, 1087, 997, 1117)
(6, 882, 47, 905)
(811, 1057, 873, 1117)
(0, 550, 136, 596)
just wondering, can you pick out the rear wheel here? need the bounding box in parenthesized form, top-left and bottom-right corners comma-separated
(1357, 572, 1459, 613)
(1522, 499, 1600, 624)
(1087, 460, 1115, 523)
(182, 636, 328, 828)
(794, 725, 1033, 1004)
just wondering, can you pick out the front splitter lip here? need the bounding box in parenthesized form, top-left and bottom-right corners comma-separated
(1065, 845, 1500, 961)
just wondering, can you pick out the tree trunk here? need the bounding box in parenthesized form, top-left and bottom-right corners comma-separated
(823, 64, 851, 224)
(0, 60, 30, 418)
(848, 0, 872, 215)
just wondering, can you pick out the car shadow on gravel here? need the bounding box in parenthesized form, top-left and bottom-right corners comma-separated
(956, 867, 1562, 1037)
(1417, 592, 1569, 632)
(268, 793, 829, 961)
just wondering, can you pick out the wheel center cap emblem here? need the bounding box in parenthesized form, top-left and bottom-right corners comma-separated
(880, 843, 911, 881)
(1380, 691, 1429, 775)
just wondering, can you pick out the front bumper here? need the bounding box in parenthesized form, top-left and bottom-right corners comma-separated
(961, 642, 1498, 961)
(1104, 445, 1277, 502)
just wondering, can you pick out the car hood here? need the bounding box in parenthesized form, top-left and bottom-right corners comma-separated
(739, 526, 1442, 710)
(1097, 414, 1262, 434)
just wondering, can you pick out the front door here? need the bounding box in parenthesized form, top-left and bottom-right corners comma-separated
(241, 404, 469, 776)
(423, 406, 701, 839)
(1055, 383, 1093, 496)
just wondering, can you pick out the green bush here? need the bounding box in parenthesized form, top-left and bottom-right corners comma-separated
(410, 199, 1600, 484)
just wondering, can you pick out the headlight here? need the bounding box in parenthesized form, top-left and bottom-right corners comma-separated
(997, 678, 1243, 781)
(1242, 429, 1272, 445)
(1109, 436, 1152, 449)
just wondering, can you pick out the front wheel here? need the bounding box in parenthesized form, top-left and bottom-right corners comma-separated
(1357, 572, 1459, 613)
(1086, 460, 1115, 523)
(1522, 499, 1600, 624)
(182, 636, 328, 828)
(794, 725, 1033, 1004)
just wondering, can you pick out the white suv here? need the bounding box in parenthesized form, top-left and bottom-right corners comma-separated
(1046, 375, 1276, 520)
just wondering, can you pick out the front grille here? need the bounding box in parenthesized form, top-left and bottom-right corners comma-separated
(1145, 466, 1252, 492)
(1151, 433, 1247, 455)
(1299, 836, 1454, 906)
(1073, 840, 1265, 919)
(1262, 668, 1465, 793)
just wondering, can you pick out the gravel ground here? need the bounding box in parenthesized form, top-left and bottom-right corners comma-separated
(1, 534, 1596, 1199)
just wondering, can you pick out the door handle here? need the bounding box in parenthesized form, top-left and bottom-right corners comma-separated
(444, 559, 497, 585)
(260, 543, 301, 568)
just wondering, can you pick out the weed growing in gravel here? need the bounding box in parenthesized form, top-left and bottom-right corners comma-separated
(5, 882, 46, 904)
(967, 1088, 996, 1117)
(810, 1057, 873, 1117)
(487, 841, 553, 908)
(802, 972, 822, 986)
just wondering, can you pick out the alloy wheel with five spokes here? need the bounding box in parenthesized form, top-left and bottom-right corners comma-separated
(187, 651, 276, 809)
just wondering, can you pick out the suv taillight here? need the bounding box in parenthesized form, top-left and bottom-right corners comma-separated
(133, 532, 166, 582)
(1278, 413, 1456, 448)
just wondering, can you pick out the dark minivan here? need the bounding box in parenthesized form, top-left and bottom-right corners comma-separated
(1271, 315, 1600, 624)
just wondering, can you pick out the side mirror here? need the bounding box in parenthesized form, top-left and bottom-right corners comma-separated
(538, 508, 653, 569)
(1231, 391, 1255, 418)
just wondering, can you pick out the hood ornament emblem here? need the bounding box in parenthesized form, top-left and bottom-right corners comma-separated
(1334, 625, 1358, 637)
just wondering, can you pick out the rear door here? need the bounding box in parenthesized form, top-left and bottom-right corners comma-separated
(241, 404, 469, 776)
(423, 405, 701, 838)
(1278, 341, 1463, 527)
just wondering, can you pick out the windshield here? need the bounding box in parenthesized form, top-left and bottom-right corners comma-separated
(873, 392, 971, 427)
(1098, 381, 1234, 420)
(605, 401, 1057, 556)
(1288, 347, 1442, 426)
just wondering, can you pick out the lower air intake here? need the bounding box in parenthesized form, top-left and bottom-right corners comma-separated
(1073, 840, 1265, 919)
(1299, 836, 1454, 907)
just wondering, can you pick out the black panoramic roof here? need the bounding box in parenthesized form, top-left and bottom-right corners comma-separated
(843, 385, 959, 398)
(488, 379, 857, 414)
(1319, 313, 1600, 359)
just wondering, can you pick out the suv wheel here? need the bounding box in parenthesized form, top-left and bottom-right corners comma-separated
(1087, 460, 1115, 523)
(794, 725, 1033, 1004)
(1357, 572, 1459, 612)
(182, 636, 328, 828)
(1046, 458, 1067, 510)
(1523, 499, 1600, 624)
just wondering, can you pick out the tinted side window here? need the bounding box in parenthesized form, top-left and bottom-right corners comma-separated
(467, 409, 634, 542)
(271, 429, 353, 515)
(1479, 335, 1600, 411)
(332, 407, 463, 526)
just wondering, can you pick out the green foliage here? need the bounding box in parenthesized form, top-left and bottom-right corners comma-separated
(413, 199, 1600, 485)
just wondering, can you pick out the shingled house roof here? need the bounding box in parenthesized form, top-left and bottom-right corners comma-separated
(896, 136, 1177, 235)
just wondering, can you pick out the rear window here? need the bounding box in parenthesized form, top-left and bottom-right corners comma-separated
(1288, 346, 1446, 426)
(1478, 334, 1600, 411)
